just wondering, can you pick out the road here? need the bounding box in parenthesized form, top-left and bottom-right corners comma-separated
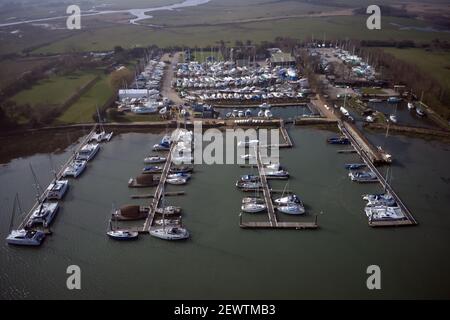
(161, 52, 184, 105)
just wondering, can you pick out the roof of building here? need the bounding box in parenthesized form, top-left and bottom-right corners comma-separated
(270, 52, 295, 64)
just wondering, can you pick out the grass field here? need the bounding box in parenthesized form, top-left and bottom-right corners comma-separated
(11, 72, 98, 107)
(381, 47, 450, 91)
(0, 57, 55, 90)
(54, 74, 114, 124)
(33, 15, 450, 54)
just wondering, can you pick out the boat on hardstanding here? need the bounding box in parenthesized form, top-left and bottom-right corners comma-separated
(26, 202, 59, 228)
(259, 102, 271, 109)
(349, 171, 378, 183)
(389, 114, 398, 123)
(62, 160, 87, 178)
(76, 143, 100, 161)
(407, 102, 415, 110)
(46, 179, 69, 200)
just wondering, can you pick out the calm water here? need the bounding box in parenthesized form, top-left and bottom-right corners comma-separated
(0, 126, 449, 299)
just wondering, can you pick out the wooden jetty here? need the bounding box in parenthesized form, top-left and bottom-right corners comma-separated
(17, 125, 98, 230)
(338, 121, 417, 227)
(240, 147, 318, 230)
(142, 142, 175, 232)
(279, 120, 293, 148)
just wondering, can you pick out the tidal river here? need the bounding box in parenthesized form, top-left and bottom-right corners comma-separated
(0, 126, 449, 299)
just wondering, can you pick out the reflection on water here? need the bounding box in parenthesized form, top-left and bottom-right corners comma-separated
(0, 127, 449, 299)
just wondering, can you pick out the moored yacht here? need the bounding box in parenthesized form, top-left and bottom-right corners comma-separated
(277, 202, 305, 215)
(365, 206, 405, 221)
(107, 229, 139, 240)
(6, 229, 46, 246)
(349, 171, 378, 183)
(46, 179, 69, 200)
(150, 226, 190, 240)
(90, 130, 113, 143)
(344, 163, 366, 170)
(144, 155, 166, 164)
(76, 143, 100, 161)
(142, 165, 163, 174)
(26, 202, 59, 228)
(363, 193, 396, 207)
(241, 202, 266, 213)
(62, 160, 87, 178)
(167, 177, 188, 185)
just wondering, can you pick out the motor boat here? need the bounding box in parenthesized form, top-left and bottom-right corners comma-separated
(241, 202, 266, 213)
(236, 181, 262, 190)
(242, 197, 265, 204)
(153, 218, 180, 227)
(344, 163, 366, 170)
(264, 170, 289, 179)
(170, 165, 194, 174)
(349, 171, 378, 183)
(363, 193, 396, 207)
(167, 173, 191, 180)
(327, 137, 350, 145)
(365, 206, 405, 221)
(407, 102, 415, 110)
(237, 139, 259, 147)
(6, 229, 45, 246)
(46, 180, 69, 200)
(26, 202, 59, 228)
(76, 143, 100, 161)
(155, 206, 182, 215)
(62, 160, 87, 178)
(144, 156, 166, 164)
(107, 230, 139, 240)
(240, 174, 259, 182)
(152, 142, 171, 151)
(277, 202, 305, 215)
(150, 227, 190, 240)
(167, 177, 188, 185)
(142, 166, 163, 174)
(389, 115, 397, 123)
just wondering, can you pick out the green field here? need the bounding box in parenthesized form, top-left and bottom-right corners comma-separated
(381, 47, 450, 91)
(33, 15, 450, 54)
(55, 74, 114, 124)
(0, 57, 55, 90)
(11, 72, 98, 107)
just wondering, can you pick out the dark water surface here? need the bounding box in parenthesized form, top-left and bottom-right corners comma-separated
(0, 127, 449, 299)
